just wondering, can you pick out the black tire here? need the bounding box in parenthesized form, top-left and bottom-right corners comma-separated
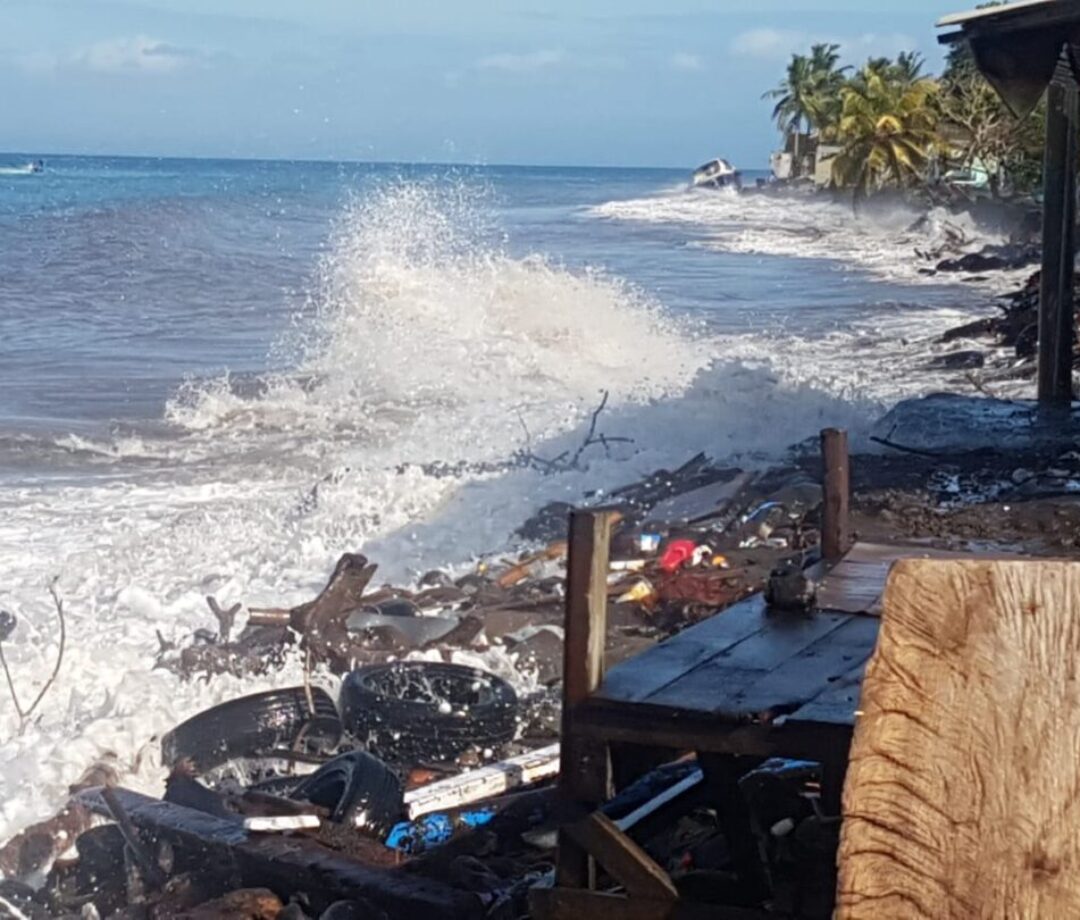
(339, 662, 519, 764)
(162, 687, 342, 772)
(289, 750, 403, 834)
(341, 660, 518, 760)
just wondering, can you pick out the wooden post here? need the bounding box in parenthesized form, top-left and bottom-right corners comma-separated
(821, 428, 851, 564)
(557, 508, 618, 888)
(1038, 63, 1078, 407)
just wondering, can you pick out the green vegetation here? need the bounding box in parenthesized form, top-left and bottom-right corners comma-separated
(765, 37, 1046, 201)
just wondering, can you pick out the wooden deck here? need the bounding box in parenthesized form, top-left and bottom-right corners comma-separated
(573, 542, 1011, 762)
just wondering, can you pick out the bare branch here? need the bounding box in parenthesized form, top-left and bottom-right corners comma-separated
(205, 595, 241, 643)
(20, 581, 68, 728)
(0, 581, 67, 734)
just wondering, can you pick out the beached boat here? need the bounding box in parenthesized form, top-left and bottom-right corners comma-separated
(691, 157, 739, 189)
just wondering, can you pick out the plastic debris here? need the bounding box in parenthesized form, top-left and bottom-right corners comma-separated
(384, 809, 495, 854)
(659, 539, 698, 573)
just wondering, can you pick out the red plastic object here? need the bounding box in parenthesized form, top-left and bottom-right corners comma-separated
(659, 539, 697, 573)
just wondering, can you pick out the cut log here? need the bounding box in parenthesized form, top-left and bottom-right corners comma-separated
(75, 787, 482, 918)
(837, 559, 1080, 919)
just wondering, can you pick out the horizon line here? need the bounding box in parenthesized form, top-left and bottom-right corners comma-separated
(0, 149, 770, 173)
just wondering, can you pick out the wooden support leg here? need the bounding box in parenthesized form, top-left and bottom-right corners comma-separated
(699, 754, 771, 903)
(820, 755, 848, 818)
(1038, 70, 1079, 407)
(557, 509, 619, 888)
(821, 428, 851, 564)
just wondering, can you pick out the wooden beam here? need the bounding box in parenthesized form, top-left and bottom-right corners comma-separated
(838, 559, 1080, 918)
(562, 509, 618, 714)
(565, 813, 678, 901)
(1038, 70, 1079, 406)
(821, 428, 851, 563)
(75, 787, 481, 918)
(557, 508, 619, 888)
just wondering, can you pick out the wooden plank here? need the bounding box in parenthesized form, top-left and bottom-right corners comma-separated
(821, 428, 851, 562)
(563, 509, 618, 711)
(643, 471, 754, 527)
(787, 660, 868, 727)
(642, 612, 851, 712)
(565, 813, 678, 901)
(816, 543, 1028, 615)
(837, 560, 1080, 919)
(728, 615, 878, 719)
(559, 508, 619, 888)
(595, 594, 769, 703)
(76, 787, 480, 918)
(404, 743, 560, 819)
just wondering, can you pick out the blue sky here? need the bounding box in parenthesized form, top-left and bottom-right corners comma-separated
(1, 0, 960, 168)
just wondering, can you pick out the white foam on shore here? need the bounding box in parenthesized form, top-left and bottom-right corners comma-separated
(0, 179, 1022, 846)
(588, 187, 1020, 287)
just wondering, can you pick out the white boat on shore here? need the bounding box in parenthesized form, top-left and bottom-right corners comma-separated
(691, 157, 739, 189)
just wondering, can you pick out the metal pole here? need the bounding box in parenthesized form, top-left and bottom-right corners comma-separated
(1038, 66, 1078, 406)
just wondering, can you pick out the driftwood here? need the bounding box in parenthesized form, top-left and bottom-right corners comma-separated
(292, 554, 379, 637)
(75, 787, 483, 918)
(0, 580, 67, 734)
(838, 560, 1080, 918)
(205, 596, 242, 643)
(515, 390, 634, 474)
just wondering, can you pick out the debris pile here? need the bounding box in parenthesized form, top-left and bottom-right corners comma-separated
(937, 270, 1080, 385)
(0, 455, 832, 919)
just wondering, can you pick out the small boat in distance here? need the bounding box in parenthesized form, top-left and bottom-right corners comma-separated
(691, 157, 739, 190)
(0, 159, 44, 176)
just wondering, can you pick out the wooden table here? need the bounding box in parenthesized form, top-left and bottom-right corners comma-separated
(535, 537, 1010, 920)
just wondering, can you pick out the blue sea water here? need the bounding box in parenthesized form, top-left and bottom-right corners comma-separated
(0, 154, 985, 436)
(0, 152, 1007, 836)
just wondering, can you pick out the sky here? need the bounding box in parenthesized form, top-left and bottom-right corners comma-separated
(0, 0, 962, 168)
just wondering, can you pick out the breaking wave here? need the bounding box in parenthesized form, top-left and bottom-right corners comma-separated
(0, 177, 1009, 844)
(587, 187, 1013, 286)
(166, 181, 710, 461)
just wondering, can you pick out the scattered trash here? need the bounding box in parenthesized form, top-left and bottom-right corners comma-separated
(385, 810, 495, 855)
(3, 452, 840, 918)
(616, 579, 657, 605)
(659, 539, 699, 573)
(638, 533, 662, 553)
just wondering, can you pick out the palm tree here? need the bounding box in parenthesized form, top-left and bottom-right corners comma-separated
(831, 68, 940, 202)
(808, 43, 849, 137)
(894, 51, 926, 85)
(764, 53, 817, 174)
(763, 43, 848, 174)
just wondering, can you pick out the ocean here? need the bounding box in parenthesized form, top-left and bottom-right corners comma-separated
(0, 153, 1009, 838)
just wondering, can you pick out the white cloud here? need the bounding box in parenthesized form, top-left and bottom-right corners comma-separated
(475, 49, 564, 73)
(670, 52, 704, 72)
(8, 36, 222, 77)
(75, 36, 201, 74)
(730, 28, 919, 62)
